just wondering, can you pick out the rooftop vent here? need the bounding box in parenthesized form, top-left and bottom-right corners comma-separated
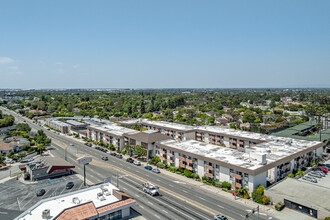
(97, 192, 106, 201)
(42, 209, 50, 219)
(72, 197, 80, 204)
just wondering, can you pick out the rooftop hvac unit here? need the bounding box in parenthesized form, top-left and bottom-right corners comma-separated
(42, 209, 50, 219)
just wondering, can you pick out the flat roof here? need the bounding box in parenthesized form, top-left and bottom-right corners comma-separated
(15, 183, 135, 220)
(120, 119, 195, 131)
(265, 178, 330, 212)
(157, 138, 322, 171)
(66, 120, 86, 126)
(88, 124, 139, 137)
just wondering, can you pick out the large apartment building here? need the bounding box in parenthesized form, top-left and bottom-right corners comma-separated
(88, 119, 324, 190)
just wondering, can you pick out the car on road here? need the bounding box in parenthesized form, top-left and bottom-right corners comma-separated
(70, 143, 74, 146)
(152, 168, 160, 174)
(36, 189, 46, 197)
(116, 154, 123, 159)
(126, 158, 134, 163)
(133, 160, 141, 166)
(214, 214, 228, 220)
(302, 176, 317, 183)
(66, 182, 74, 189)
(102, 156, 108, 161)
(144, 165, 152, 170)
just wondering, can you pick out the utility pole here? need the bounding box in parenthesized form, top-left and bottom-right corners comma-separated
(257, 205, 259, 220)
(84, 164, 86, 186)
(17, 198, 21, 211)
(116, 170, 119, 187)
(64, 147, 67, 161)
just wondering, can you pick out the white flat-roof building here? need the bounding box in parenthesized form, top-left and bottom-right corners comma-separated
(15, 183, 136, 220)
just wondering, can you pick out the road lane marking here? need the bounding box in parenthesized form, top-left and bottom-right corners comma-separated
(199, 196, 206, 201)
(162, 210, 168, 214)
(154, 214, 161, 219)
(217, 205, 224, 208)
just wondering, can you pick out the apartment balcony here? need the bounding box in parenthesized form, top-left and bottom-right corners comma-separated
(186, 166, 193, 171)
(232, 182, 242, 189)
(196, 133, 201, 137)
(186, 159, 192, 164)
(209, 141, 215, 144)
(196, 137, 202, 141)
(205, 172, 213, 178)
(124, 137, 128, 141)
(179, 156, 185, 161)
(175, 138, 181, 141)
(167, 153, 173, 157)
(159, 156, 165, 161)
(205, 165, 213, 170)
(237, 141, 244, 145)
(209, 135, 215, 139)
(230, 140, 237, 144)
(167, 159, 173, 163)
(179, 163, 185, 168)
(215, 137, 220, 140)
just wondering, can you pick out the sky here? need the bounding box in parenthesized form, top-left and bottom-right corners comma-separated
(0, 0, 329, 89)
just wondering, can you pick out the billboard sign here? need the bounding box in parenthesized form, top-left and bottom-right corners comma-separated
(77, 156, 92, 165)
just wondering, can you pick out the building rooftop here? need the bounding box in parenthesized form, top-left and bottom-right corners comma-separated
(65, 120, 87, 126)
(126, 131, 172, 144)
(15, 183, 136, 220)
(157, 138, 322, 171)
(265, 178, 330, 213)
(88, 124, 139, 137)
(119, 119, 195, 132)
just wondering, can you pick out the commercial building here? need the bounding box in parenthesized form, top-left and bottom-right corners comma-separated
(25, 157, 75, 181)
(15, 182, 136, 220)
(65, 120, 88, 130)
(265, 178, 330, 219)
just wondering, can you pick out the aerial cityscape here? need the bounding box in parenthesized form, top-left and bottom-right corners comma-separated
(0, 1, 329, 220)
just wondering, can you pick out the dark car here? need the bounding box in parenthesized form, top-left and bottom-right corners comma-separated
(84, 142, 89, 146)
(102, 156, 108, 161)
(66, 182, 74, 189)
(116, 154, 123, 159)
(144, 165, 152, 170)
(214, 215, 228, 220)
(36, 189, 46, 196)
(126, 158, 134, 163)
(111, 152, 117, 156)
(87, 143, 92, 147)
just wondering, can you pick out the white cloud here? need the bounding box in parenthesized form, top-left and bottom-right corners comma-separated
(8, 66, 19, 70)
(0, 56, 14, 64)
(73, 64, 80, 69)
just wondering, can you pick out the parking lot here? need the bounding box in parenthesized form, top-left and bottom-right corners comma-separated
(0, 174, 84, 213)
(300, 163, 330, 188)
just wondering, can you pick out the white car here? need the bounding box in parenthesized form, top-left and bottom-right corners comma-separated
(133, 160, 141, 166)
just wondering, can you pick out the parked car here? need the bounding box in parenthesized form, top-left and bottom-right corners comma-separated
(84, 142, 89, 146)
(214, 214, 228, 220)
(302, 176, 317, 183)
(309, 172, 322, 178)
(102, 156, 108, 161)
(106, 151, 111, 155)
(92, 145, 96, 149)
(87, 143, 92, 147)
(110, 152, 117, 156)
(144, 165, 152, 170)
(313, 171, 325, 177)
(70, 143, 74, 146)
(152, 168, 160, 174)
(66, 182, 74, 189)
(126, 158, 134, 163)
(116, 154, 123, 159)
(36, 189, 46, 197)
(26, 158, 34, 162)
(314, 167, 328, 173)
(133, 160, 141, 166)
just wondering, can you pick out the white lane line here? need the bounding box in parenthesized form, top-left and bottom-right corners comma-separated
(162, 210, 168, 214)
(122, 187, 127, 191)
(217, 204, 224, 208)
(148, 201, 153, 205)
(168, 184, 174, 187)
(140, 205, 145, 209)
(154, 214, 161, 219)
(145, 174, 149, 177)
(182, 190, 188, 193)
(199, 197, 206, 201)
(135, 170, 140, 173)
(156, 179, 161, 181)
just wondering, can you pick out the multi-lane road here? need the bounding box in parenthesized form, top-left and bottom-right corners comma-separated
(1, 107, 273, 220)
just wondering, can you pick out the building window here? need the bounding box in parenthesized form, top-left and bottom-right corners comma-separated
(99, 210, 122, 220)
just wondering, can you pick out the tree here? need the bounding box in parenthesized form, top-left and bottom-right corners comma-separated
(242, 110, 256, 123)
(207, 116, 215, 125)
(36, 144, 46, 154)
(16, 123, 31, 132)
(125, 143, 134, 156)
(135, 145, 146, 158)
(34, 130, 51, 145)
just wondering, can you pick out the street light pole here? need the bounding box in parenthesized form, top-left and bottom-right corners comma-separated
(84, 164, 86, 186)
